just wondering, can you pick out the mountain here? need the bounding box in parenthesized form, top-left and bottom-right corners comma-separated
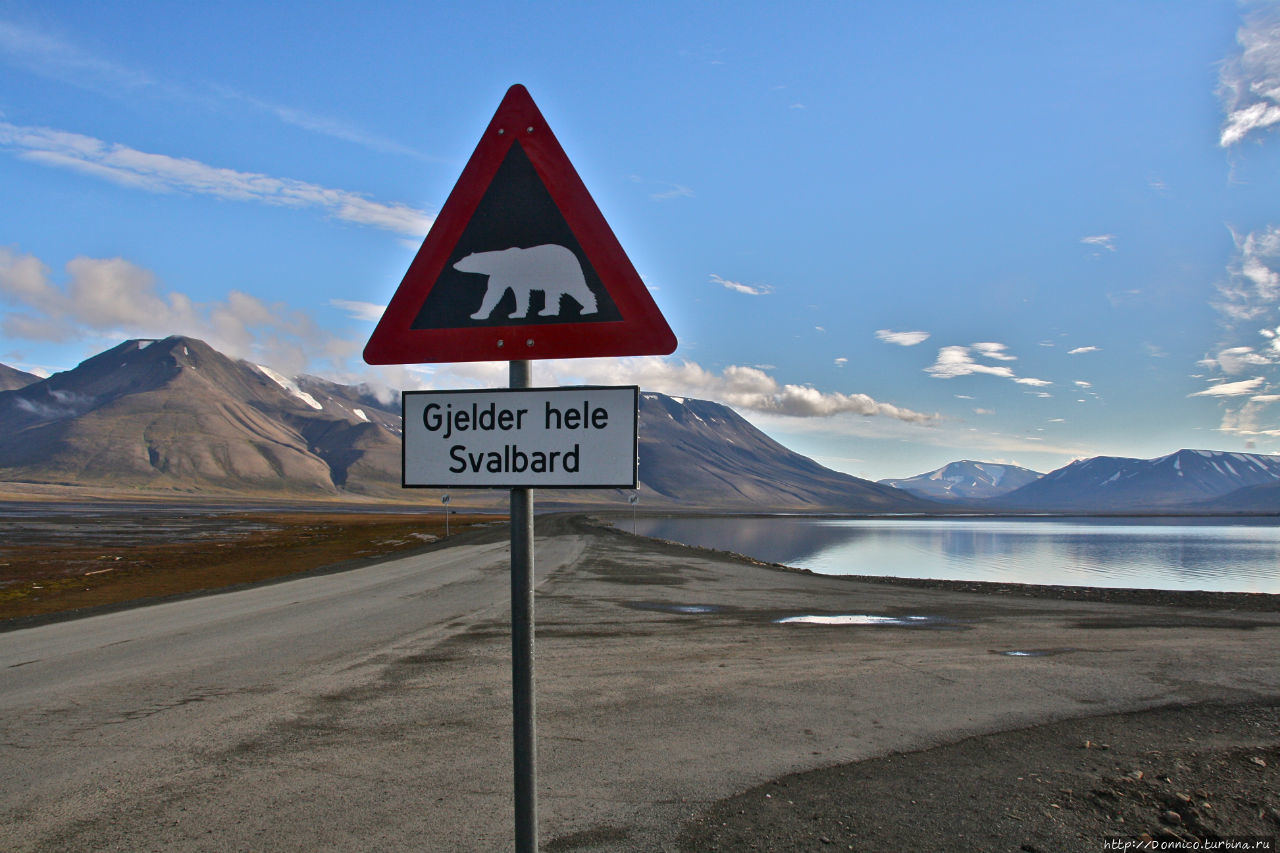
(632, 392, 929, 511)
(0, 336, 930, 511)
(0, 337, 403, 497)
(0, 363, 39, 391)
(878, 460, 1042, 502)
(1200, 481, 1280, 512)
(989, 449, 1280, 511)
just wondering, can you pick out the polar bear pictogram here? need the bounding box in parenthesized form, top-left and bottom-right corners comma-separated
(454, 244, 598, 321)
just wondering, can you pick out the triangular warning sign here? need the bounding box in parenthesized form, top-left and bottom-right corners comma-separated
(364, 85, 677, 365)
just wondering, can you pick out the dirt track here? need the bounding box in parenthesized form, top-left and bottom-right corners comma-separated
(2, 514, 1278, 851)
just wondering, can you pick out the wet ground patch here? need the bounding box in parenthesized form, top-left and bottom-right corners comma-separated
(774, 613, 971, 629)
(622, 601, 723, 614)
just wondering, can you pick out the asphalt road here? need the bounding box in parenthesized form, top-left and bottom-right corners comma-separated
(2, 516, 1279, 851)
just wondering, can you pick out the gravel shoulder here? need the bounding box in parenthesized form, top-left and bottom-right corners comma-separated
(676, 700, 1280, 852)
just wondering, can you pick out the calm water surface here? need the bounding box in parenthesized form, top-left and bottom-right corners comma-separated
(629, 516, 1280, 593)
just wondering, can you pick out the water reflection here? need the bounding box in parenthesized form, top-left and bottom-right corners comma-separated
(630, 516, 1280, 593)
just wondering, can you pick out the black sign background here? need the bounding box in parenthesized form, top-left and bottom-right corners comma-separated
(411, 143, 622, 329)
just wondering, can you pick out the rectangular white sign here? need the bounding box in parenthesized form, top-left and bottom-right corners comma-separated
(402, 386, 638, 488)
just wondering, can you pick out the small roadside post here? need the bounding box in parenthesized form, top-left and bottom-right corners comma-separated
(364, 85, 676, 852)
(629, 491, 639, 535)
(441, 493, 450, 537)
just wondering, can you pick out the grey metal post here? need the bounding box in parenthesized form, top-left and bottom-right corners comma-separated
(509, 359, 537, 852)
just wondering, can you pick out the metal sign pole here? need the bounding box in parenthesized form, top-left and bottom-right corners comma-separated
(509, 359, 537, 852)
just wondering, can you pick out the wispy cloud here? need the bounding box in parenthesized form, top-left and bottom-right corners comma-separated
(926, 346, 1016, 380)
(1190, 376, 1267, 397)
(925, 343, 1050, 387)
(1068, 345, 1100, 355)
(1080, 234, 1117, 252)
(0, 19, 155, 94)
(0, 19, 428, 159)
(649, 183, 694, 201)
(549, 359, 937, 423)
(1218, 7, 1280, 147)
(710, 273, 773, 296)
(0, 120, 433, 235)
(1208, 345, 1273, 375)
(1202, 225, 1280, 434)
(875, 329, 930, 346)
(972, 341, 1016, 361)
(330, 299, 387, 323)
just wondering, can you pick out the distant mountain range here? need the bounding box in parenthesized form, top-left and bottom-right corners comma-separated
(0, 336, 926, 511)
(879, 460, 1042, 502)
(987, 450, 1280, 512)
(3, 337, 1280, 513)
(0, 362, 38, 392)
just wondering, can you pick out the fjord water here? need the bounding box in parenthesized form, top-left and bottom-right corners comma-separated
(629, 516, 1280, 593)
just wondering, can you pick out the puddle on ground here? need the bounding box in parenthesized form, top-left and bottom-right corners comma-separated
(774, 614, 962, 628)
(624, 601, 722, 614)
(993, 648, 1079, 657)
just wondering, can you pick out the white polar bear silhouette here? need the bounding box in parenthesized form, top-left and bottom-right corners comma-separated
(454, 244, 598, 321)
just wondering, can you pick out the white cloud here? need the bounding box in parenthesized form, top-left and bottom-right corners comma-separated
(1190, 376, 1266, 397)
(0, 247, 351, 373)
(543, 358, 938, 424)
(330, 299, 387, 323)
(1204, 226, 1280, 435)
(1068, 346, 1100, 355)
(709, 273, 773, 296)
(1218, 7, 1280, 147)
(925, 343, 1051, 388)
(834, 357, 848, 367)
(0, 120, 433, 236)
(927, 345, 1016, 379)
(1080, 234, 1116, 252)
(972, 341, 1016, 361)
(1213, 345, 1273, 374)
(875, 329, 930, 346)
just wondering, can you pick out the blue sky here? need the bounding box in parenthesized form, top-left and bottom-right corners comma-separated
(3, 1, 1280, 481)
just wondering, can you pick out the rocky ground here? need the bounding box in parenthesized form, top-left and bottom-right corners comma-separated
(676, 701, 1279, 852)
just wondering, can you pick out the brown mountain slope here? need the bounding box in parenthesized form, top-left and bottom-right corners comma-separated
(0, 337, 402, 497)
(632, 392, 927, 511)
